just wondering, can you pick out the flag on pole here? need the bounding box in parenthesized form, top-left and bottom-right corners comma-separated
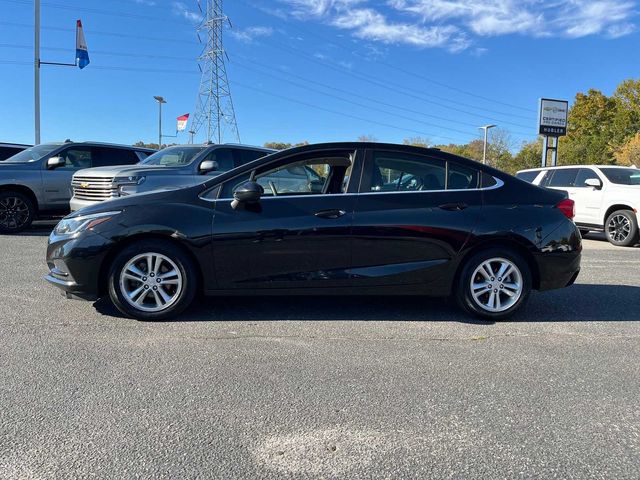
(177, 113, 190, 132)
(75, 20, 90, 69)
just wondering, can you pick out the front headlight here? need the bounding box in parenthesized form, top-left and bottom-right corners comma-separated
(54, 211, 121, 236)
(113, 175, 146, 186)
(114, 175, 145, 195)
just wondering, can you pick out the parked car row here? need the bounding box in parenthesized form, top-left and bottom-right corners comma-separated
(516, 165, 640, 247)
(0, 141, 273, 233)
(0, 142, 31, 161)
(42, 142, 582, 322)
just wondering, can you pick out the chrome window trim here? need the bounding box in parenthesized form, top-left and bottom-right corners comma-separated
(201, 176, 504, 202)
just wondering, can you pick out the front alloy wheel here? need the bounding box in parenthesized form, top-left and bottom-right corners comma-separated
(109, 240, 197, 320)
(119, 253, 184, 313)
(606, 210, 639, 247)
(0, 191, 35, 233)
(456, 248, 532, 320)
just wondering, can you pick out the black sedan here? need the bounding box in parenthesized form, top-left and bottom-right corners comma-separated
(45, 142, 581, 321)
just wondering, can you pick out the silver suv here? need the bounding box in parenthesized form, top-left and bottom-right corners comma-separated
(0, 142, 154, 233)
(70, 144, 274, 211)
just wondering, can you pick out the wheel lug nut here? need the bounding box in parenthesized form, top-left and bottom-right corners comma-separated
(494, 289, 498, 293)
(153, 286, 157, 290)
(142, 277, 147, 281)
(156, 278, 161, 283)
(150, 273, 155, 277)
(144, 285, 149, 289)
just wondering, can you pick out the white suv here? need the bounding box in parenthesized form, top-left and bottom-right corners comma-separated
(516, 165, 640, 247)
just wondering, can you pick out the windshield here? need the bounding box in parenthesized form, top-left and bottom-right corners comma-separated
(140, 146, 204, 167)
(600, 167, 640, 185)
(4, 144, 60, 163)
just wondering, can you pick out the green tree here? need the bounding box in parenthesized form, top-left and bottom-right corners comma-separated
(558, 89, 617, 165)
(403, 137, 431, 148)
(611, 79, 640, 149)
(614, 132, 640, 166)
(263, 142, 292, 150)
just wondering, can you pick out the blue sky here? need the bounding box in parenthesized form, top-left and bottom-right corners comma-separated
(0, 0, 638, 148)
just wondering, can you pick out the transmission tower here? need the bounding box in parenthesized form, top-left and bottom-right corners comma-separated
(190, 0, 240, 144)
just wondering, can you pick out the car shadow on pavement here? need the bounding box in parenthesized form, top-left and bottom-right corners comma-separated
(13, 221, 58, 237)
(94, 283, 640, 324)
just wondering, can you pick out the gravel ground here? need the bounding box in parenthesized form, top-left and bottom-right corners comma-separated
(0, 224, 638, 479)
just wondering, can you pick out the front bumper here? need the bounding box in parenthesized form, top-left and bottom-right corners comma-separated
(70, 196, 107, 212)
(44, 229, 114, 301)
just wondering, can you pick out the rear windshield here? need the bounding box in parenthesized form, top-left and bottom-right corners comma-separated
(600, 168, 640, 185)
(4, 144, 60, 163)
(140, 146, 204, 167)
(515, 171, 540, 183)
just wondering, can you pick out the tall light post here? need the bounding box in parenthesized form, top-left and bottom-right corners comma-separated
(479, 124, 496, 165)
(153, 96, 166, 148)
(34, 0, 41, 144)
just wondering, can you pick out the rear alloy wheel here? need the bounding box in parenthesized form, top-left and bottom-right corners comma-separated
(108, 240, 197, 320)
(0, 191, 35, 234)
(606, 210, 639, 247)
(456, 248, 532, 321)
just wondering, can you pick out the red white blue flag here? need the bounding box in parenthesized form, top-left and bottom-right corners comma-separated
(76, 20, 90, 69)
(177, 113, 189, 132)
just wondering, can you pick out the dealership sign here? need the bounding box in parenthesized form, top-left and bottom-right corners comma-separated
(539, 98, 568, 136)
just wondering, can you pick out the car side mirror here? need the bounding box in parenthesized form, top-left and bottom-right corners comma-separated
(231, 181, 263, 209)
(584, 178, 602, 190)
(47, 156, 66, 169)
(199, 160, 219, 174)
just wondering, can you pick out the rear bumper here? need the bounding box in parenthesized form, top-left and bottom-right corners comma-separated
(534, 251, 581, 291)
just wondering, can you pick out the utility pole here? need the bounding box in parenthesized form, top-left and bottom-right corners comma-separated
(479, 124, 496, 165)
(154, 96, 166, 148)
(190, 0, 240, 144)
(34, 0, 41, 145)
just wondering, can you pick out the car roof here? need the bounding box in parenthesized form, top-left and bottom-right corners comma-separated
(0, 142, 31, 148)
(518, 165, 638, 173)
(36, 141, 156, 152)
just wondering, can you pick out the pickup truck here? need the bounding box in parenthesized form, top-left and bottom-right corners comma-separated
(0, 141, 154, 233)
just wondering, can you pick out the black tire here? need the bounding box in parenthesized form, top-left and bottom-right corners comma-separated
(455, 248, 532, 321)
(579, 229, 590, 238)
(0, 190, 35, 234)
(605, 210, 639, 247)
(108, 239, 198, 321)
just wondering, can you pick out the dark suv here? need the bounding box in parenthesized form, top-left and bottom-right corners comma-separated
(0, 141, 155, 233)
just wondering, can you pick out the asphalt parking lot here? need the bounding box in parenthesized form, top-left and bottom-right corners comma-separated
(0, 223, 638, 479)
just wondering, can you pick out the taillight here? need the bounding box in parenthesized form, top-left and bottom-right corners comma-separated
(556, 198, 575, 220)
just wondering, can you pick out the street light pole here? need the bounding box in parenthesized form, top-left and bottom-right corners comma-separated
(479, 124, 497, 165)
(34, 0, 41, 145)
(153, 96, 166, 148)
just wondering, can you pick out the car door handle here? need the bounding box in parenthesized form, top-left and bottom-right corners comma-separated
(314, 209, 347, 219)
(438, 202, 468, 211)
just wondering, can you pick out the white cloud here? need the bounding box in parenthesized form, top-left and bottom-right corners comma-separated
(172, 1, 203, 22)
(230, 26, 274, 43)
(392, 0, 637, 38)
(277, 0, 638, 52)
(132, 0, 156, 6)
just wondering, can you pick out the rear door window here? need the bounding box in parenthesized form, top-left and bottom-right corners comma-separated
(515, 171, 540, 183)
(94, 147, 141, 167)
(237, 149, 268, 167)
(448, 163, 479, 190)
(369, 151, 446, 192)
(547, 168, 580, 187)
